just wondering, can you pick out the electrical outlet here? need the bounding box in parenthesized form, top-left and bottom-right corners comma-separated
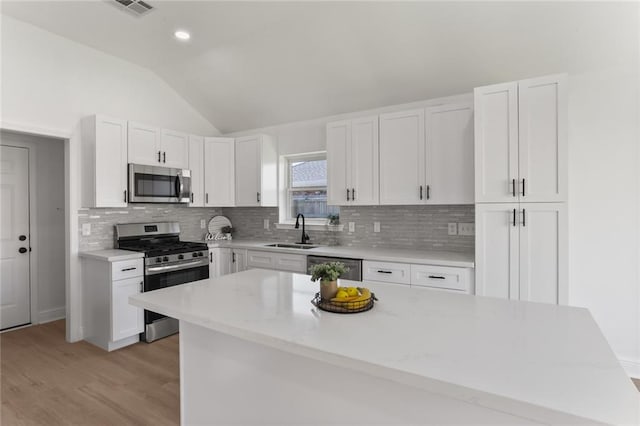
(458, 223, 475, 236)
(348, 222, 355, 233)
(264, 219, 270, 229)
(373, 222, 381, 233)
(200, 219, 206, 229)
(82, 223, 91, 236)
(447, 223, 457, 236)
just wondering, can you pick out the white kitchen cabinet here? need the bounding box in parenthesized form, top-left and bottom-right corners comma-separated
(82, 257, 144, 351)
(232, 249, 248, 273)
(327, 116, 379, 206)
(246, 250, 307, 273)
(211, 248, 247, 276)
(475, 203, 567, 304)
(81, 115, 128, 208)
(379, 109, 425, 205)
(425, 102, 474, 204)
(235, 135, 277, 207)
(127, 122, 189, 169)
(188, 135, 205, 207)
(363, 260, 411, 285)
(410, 265, 474, 294)
(204, 137, 235, 207)
(474, 74, 567, 203)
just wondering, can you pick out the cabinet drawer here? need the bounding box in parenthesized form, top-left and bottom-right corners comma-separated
(112, 259, 143, 281)
(247, 251, 275, 269)
(363, 261, 410, 285)
(410, 265, 472, 293)
(273, 254, 307, 273)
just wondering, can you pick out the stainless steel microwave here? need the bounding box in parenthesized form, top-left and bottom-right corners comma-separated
(128, 164, 191, 203)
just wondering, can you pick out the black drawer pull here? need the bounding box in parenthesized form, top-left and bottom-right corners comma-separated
(121, 267, 137, 272)
(377, 270, 392, 274)
(428, 275, 445, 279)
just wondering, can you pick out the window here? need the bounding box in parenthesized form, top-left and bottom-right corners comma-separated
(283, 153, 339, 223)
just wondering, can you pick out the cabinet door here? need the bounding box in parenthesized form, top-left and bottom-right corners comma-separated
(475, 204, 519, 300)
(350, 116, 379, 205)
(111, 277, 144, 341)
(235, 136, 261, 206)
(474, 82, 519, 203)
(204, 137, 235, 206)
(518, 203, 567, 305)
(161, 129, 189, 169)
(208, 250, 217, 278)
(128, 121, 161, 166)
(232, 249, 248, 273)
(379, 109, 425, 205)
(247, 250, 275, 269)
(425, 103, 474, 204)
(217, 248, 232, 276)
(518, 75, 567, 202)
(94, 115, 128, 207)
(326, 121, 350, 205)
(188, 135, 205, 207)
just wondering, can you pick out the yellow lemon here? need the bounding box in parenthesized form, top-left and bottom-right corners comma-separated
(346, 287, 359, 297)
(335, 290, 349, 299)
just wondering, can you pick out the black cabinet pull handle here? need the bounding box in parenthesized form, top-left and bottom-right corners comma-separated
(18, 247, 27, 254)
(512, 179, 516, 197)
(163, 152, 166, 163)
(232, 252, 236, 263)
(124, 190, 127, 203)
(346, 188, 350, 201)
(205, 193, 209, 204)
(377, 270, 392, 274)
(190, 192, 194, 203)
(428, 275, 445, 279)
(210, 253, 213, 263)
(351, 188, 355, 201)
(121, 267, 137, 272)
(19, 235, 26, 241)
(512, 208, 516, 227)
(257, 192, 260, 203)
(426, 185, 430, 200)
(419, 185, 423, 200)
(521, 178, 526, 197)
(522, 209, 526, 227)
(157, 151, 161, 162)
(140, 281, 143, 292)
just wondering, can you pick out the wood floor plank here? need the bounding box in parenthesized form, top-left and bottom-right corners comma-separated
(1, 320, 180, 425)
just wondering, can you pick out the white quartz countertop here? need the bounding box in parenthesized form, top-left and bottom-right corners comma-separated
(205, 239, 475, 268)
(79, 249, 144, 262)
(131, 269, 639, 425)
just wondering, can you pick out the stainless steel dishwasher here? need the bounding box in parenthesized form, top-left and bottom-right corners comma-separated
(306, 255, 362, 281)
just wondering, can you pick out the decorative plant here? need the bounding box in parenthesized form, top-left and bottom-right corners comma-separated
(309, 262, 349, 283)
(221, 226, 233, 234)
(327, 214, 340, 225)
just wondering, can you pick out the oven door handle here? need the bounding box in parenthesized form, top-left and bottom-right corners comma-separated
(146, 260, 204, 274)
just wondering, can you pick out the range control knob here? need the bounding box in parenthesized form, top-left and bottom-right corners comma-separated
(192, 252, 198, 258)
(163, 256, 169, 262)
(155, 257, 162, 263)
(178, 254, 184, 260)
(198, 252, 204, 257)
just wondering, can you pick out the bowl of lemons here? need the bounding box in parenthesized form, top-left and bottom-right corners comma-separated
(311, 286, 376, 313)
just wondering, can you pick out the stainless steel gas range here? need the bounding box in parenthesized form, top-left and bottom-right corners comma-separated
(115, 222, 209, 342)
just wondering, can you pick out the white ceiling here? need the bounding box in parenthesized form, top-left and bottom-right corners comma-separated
(1, 1, 636, 133)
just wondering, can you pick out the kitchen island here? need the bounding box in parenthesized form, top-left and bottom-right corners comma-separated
(130, 269, 639, 425)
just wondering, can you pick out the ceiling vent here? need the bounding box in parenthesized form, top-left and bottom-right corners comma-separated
(111, 0, 154, 17)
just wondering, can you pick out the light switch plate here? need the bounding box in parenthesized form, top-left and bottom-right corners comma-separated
(348, 222, 355, 233)
(200, 219, 206, 229)
(458, 223, 475, 236)
(82, 223, 91, 236)
(264, 219, 270, 229)
(447, 223, 457, 236)
(373, 222, 380, 233)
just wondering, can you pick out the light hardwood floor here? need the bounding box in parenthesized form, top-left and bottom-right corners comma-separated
(1, 320, 179, 425)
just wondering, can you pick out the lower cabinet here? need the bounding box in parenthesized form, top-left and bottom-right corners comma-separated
(475, 203, 567, 304)
(363, 260, 474, 294)
(210, 248, 248, 277)
(82, 257, 144, 351)
(246, 250, 307, 273)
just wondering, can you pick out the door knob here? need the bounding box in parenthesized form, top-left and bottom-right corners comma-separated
(18, 247, 27, 254)
(18, 235, 26, 241)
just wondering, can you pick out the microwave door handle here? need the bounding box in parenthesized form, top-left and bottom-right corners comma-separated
(175, 174, 183, 198)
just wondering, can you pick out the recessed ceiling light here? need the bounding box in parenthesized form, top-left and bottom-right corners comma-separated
(174, 30, 190, 41)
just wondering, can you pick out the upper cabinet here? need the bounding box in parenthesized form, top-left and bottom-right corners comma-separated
(474, 74, 567, 203)
(128, 122, 189, 169)
(204, 137, 235, 207)
(81, 115, 128, 208)
(188, 135, 205, 207)
(235, 135, 277, 207)
(327, 116, 379, 206)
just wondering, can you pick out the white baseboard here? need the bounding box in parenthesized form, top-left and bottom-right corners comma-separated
(38, 307, 65, 324)
(619, 358, 640, 379)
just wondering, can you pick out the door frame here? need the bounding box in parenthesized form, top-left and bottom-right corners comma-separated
(1, 122, 76, 342)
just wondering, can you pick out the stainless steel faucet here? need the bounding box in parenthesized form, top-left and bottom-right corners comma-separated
(295, 214, 310, 244)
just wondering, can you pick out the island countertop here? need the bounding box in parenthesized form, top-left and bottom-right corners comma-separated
(130, 269, 639, 425)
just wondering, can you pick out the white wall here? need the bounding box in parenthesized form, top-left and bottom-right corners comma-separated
(1, 130, 66, 323)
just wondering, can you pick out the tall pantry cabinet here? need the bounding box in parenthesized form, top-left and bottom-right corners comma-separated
(474, 74, 568, 305)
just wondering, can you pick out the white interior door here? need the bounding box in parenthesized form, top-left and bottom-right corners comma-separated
(326, 120, 350, 205)
(350, 116, 379, 205)
(0, 145, 31, 329)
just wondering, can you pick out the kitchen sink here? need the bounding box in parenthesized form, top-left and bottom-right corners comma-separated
(264, 243, 319, 250)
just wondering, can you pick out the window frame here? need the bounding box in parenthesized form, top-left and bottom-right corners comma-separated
(279, 151, 334, 226)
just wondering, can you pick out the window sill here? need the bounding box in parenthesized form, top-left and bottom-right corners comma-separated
(275, 223, 344, 232)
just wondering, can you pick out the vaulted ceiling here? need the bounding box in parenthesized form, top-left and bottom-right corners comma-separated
(1, 1, 636, 133)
